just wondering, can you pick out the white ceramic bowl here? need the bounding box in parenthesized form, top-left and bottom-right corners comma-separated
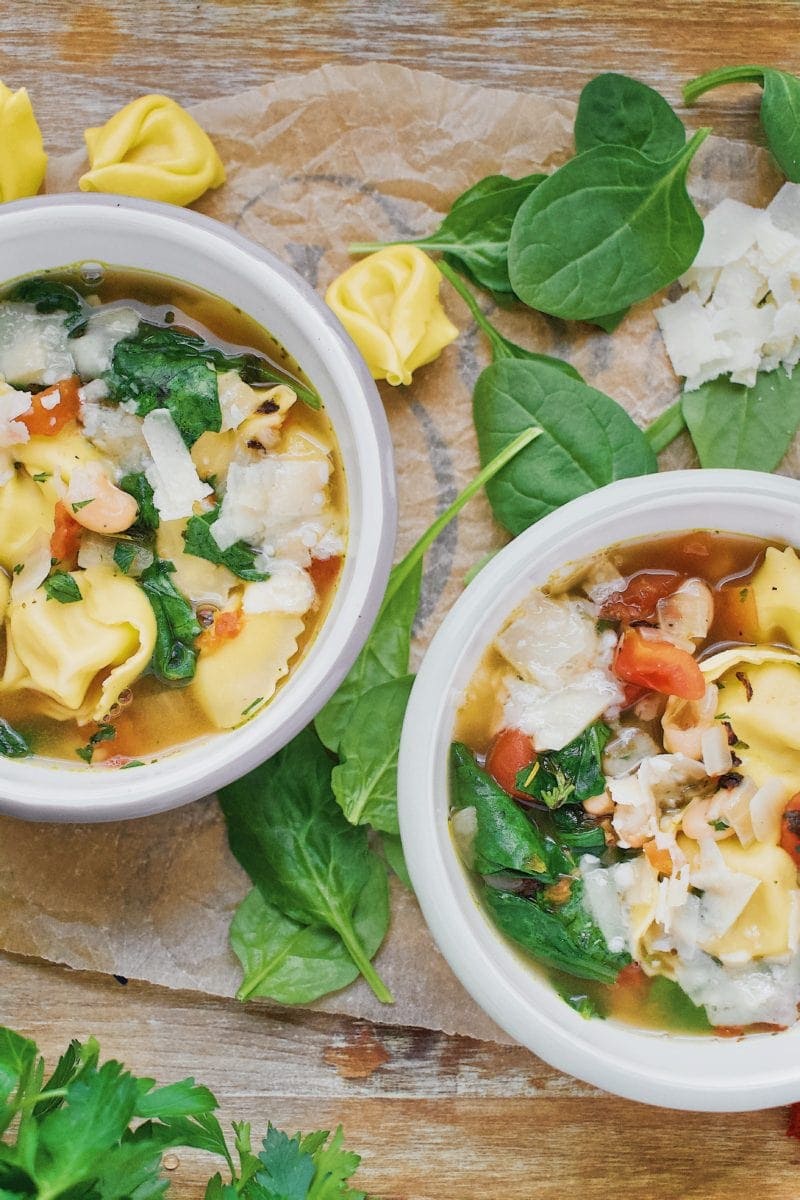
(0, 195, 396, 822)
(399, 469, 800, 1111)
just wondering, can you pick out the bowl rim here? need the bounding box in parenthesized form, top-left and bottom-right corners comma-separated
(399, 468, 800, 1111)
(0, 194, 397, 821)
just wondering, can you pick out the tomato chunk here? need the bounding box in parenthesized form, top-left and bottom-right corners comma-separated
(485, 728, 536, 798)
(780, 793, 800, 869)
(50, 500, 82, 564)
(600, 570, 684, 623)
(308, 554, 342, 595)
(20, 376, 82, 437)
(613, 628, 705, 701)
(198, 607, 244, 654)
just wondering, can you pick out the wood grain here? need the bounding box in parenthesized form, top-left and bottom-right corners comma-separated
(3, 950, 798, 1200)
(3, 3, 800, 1197)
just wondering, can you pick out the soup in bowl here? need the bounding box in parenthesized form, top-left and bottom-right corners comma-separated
(399, 471, 800, 1109)
(0, 196, 395, 821)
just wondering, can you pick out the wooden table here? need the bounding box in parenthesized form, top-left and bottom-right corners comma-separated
(2, 2, 800, 1196)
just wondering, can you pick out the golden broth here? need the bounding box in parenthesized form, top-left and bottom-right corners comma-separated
(0, 266, 346, 765)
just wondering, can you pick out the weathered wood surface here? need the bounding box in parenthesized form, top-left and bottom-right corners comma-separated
(2, 3, 800, 1197)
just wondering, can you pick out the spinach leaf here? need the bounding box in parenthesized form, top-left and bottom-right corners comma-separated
(230, 859, 389, 1004)
(438, 261, 583, 378)
(591, 307, 629, 333)
(331, 674, 414, 835)
(140, 559, 201, 683)
(119, 471, 160, 531)
(379, 833, 413, 889)
(219, 726, 393, 1003)
(681, 368, 800, 470)
(547, 806, 607, 857)
(685, 64, 800, 181)
(645, 398, 687, 452)
(507, 130, 709, 321)
(112, 541, 137, 575)
(515, 721, 611, 809)
(350, 173, 545, 295)
(183, 506, 268, 582)
(315, 425, 540, 753)
(104, 324, 222, 447)
(473, 358, 657, 534)
(42, 571, 82, 604)
(484, 880, 630, 984)
(75, 723, 116, 765)
(451, 743, 572, 880)
(575, 72, 686, 160)
(7, 276, 87, 334)
(0, 720, 29, 760)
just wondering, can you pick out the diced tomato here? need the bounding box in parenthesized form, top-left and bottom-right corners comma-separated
(620, 680, 649, 710)
(780, 793, 800, 869)
(198, 607, 244, 654)
(485, 728, 536, 798)
(599, 570, 684, 623)
(613, 628, 706, 701)
(20, 376, 82, 437)
(50, 500, 82, 564)
(613, 962, 649, 996)
(308, 554, 342, 596)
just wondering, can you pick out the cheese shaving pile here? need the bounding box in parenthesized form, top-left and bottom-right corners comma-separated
(656, 183, 800, 391)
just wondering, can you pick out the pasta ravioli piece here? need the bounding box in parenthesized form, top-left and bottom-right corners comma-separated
(1, 566, 156, 722)
(192, 612, 303, 729)
(751, 546, 800, 647)
(0, 469, 55, 571)
(15, 428, 105, 486)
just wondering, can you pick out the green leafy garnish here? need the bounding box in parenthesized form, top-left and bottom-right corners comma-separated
(219, 726, 393, 1004)
(43, 571, 82, 604)
(515, 722, 611, 809)
(7, 276, 87, 333)
(183, 506, 268, 582)
(119, 471, 160, 531)
(113, 541, 138, 574)
(473, 358, 657, 534)
(681, 369, 800, 471)
(350, 173, 545, 296)
(685, 64, 800, 181)
(0, 718, 31, 759)
(484, 880, 630, 984)
(32, 471, 51, 483)
(140, 559, 201, 683)
(379, 833, 413, 890)
(574, 72, 687, 160)
(507, 129, 709, 321)
(76, 723, 116, 764)
(71, 498, 93, 512)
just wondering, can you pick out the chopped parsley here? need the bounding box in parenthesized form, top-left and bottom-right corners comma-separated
(43, 572, 82, 604)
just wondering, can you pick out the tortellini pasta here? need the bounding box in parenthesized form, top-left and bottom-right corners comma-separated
(192, 611, 304, 729)
(751, 546, 800, 647)
(1, 566, 156, 722)
(0, 469, 55, 572)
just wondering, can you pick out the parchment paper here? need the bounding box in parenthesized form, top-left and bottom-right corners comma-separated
(0, 64, 787, 1044)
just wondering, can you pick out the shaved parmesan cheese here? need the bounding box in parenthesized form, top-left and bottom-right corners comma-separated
(658, 184, 800, 389)
(674, 950, 800, 1028)
(242, 562, 315, 616)
(701, 724, 733, 776)
(218, 370, 268, 432)
(579, 856, 629, 954)
(0, 305, 75, 387)
(0, 382, 32, 448)
(80, 399, 149, 474)
(451, 806, 478, 869)
(71, 307, 139, 379)
(503, 669, 623, 753)
(610, 773, 657, 848)
(750, 777, 793, 845)
(142, 409, 212, 521)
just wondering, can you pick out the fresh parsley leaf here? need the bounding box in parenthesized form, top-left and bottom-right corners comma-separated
(43, 571, 82, 604)
(183, 506, 268, 582)
(119, 472, 160, 531)
(76, 723, 116, 764)
(515, 722, 611, 809)
(256, 1125, 316, 1198)
(0, 720, 31, 760)
(32, 471, 51, 483)
(71, 498, 94, 512)
(140, 559, 201, 683)
(113, 541, 138, 574)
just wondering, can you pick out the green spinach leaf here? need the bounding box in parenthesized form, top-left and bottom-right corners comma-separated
(43, 571, 82, 604)
(350, 173, 545, 295)
(645, 398, 687, 452)
(379, 833, 413, 889)
(0, 720, 31, 760)
(575, 72, 686, 160)
(104, 324, 222, 447)
(7, 276, 87, 334)
(484, 881, 630, 984)
(681, 368, 800, 470)
(331, 674, 414, 835)
(119, 471, 160, 531)
(140, 559, 201, 683)
(685, 64, 800, 181)
(451, 743, 571, 880)
(219, 726, 393, 1003)
(473, 358, 657, 534)
(183, 506, 268, 582)
(230, 864, 389, 1005)
(515, 721, 611, 809)
(507, 130, 709, 321)
(438, 261, 583, 377)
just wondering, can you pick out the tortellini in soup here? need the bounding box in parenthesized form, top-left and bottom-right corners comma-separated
(0, 267, 345, 764)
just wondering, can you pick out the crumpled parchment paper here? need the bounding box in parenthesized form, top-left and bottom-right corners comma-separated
(0, 63, 786, 1044)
